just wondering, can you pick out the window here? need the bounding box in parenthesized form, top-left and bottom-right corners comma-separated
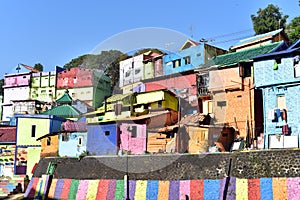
(277, 95, 286, 109)
(78, 136, 83, 146)
(294, 55, 300, 78)
(31, 125, 36, 137)
(47, 137, 51, 146)
(239, 62, 252, 78)
(135, 68, 141, 74)
(158, 101, 162, 108)
(184, 56, 191, 65)
(172, 59, 181, 68)
(217, 101, 227, 108)
(197, 53, 201, 57)
(125, 70, 131, 77)
(105, 131, 110, 136)
(131, 126, 137, 138)
(62, 133, 69, 142)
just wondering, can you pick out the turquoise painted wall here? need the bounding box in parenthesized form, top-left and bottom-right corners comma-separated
(163, 45, 204, 75)
(254, 57, 299, 88)
(254, 55, 300, 148)
(58, 132, 87, 157)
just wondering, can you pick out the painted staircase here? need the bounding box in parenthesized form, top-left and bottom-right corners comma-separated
(0, 175, 26, 198)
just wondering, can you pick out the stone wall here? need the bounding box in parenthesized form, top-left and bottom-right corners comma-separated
(27, 149, 300, 199)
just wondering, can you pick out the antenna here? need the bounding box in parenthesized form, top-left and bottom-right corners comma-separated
(190, 25, 195, 38)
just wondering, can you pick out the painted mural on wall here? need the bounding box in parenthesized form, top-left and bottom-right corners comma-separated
(25, 176, 300, 200)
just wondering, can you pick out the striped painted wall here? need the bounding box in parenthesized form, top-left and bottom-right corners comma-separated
(25, 176, 300, 199)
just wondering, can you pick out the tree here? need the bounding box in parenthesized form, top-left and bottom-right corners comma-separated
(33, 63, 44, 72)
(63, 50, 129, 90)
(251, 4, 289, 35)
(286, 16, 300, 44)
(0, 79, 3, 96)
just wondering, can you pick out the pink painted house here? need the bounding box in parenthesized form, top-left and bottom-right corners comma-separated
(119, 123, 147, 155)
(2, 72, 32, 121)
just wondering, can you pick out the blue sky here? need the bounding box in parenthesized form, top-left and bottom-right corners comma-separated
(0, 0, 299, 77)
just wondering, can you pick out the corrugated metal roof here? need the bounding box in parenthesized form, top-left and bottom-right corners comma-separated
(106, 93, 133, 103)
(0, 126, 16, 143)
(203, 41, 284, 68)
(233, 29, 283, 47)
(42, 105, 81, 118)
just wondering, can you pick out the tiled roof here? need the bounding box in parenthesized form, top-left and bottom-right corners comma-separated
(20, 63, 41, 73)
(0, 126, 16, 143)
(56, 90, 73, 104)
(203, 41, 284, 68)
(42, 105, 81, 118)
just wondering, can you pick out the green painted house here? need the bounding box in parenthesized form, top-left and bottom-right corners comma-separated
(30, 66, 65, 104)
(42, 90, 82, 120)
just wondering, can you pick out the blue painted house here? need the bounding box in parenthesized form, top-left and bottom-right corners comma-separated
(58, 118, 87, 157)
(87, 123, 120, 155)
(163, 39, 226, 76)
(253, 39, 300, 149)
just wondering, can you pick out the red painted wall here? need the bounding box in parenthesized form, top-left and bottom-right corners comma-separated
(57, 68, 93, 88)
(145, 74, 197, 107)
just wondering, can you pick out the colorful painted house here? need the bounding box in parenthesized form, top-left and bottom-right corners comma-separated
(14, 114, 66, 177)
(58, 118, 87, 157)
(37, 118, 87, 158)
(119, 51, 161, 87)
(163, 39, 226, 76)
(42, 90, 82, 120)
(206, 41, 287, 147)
(30, 66, 65, 103)
(85, 92, 134, 124)
(85, 90, 179, 155)
(0, 126, 16, 177)
(253, 39, 300, 149)
(2, 64, 40, 122)
(87, 123, 120, 155)
(143, 71, 198, 112)
(143, 53, 164, 80)
(56, 67, 111, 109)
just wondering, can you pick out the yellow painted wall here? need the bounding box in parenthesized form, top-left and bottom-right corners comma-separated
(27, 147, 41, 178)
(17, 118, 50, 146)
